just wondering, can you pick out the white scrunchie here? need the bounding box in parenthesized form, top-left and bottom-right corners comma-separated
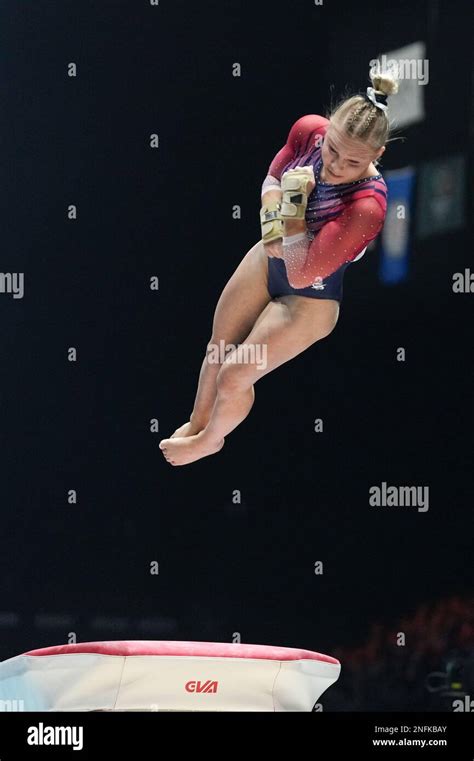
(366, 86, 388, 112)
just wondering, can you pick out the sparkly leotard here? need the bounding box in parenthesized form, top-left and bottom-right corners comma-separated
(262, 114, 388, 301)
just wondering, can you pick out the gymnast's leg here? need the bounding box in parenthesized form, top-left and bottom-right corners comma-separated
(160, 295, 339, 465)
(170, 239, 272, 438)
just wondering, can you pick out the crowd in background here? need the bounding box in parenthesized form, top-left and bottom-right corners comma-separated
(325, 596, 474, 711)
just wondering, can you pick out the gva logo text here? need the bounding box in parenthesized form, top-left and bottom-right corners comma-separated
(185, 680, 218, 693)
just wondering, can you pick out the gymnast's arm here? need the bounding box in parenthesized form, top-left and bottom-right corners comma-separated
(260, 162, 284, 258)
(260, 181, 283, 256)
(261, 182, 282, 207)
(260, 114, 317, 206)
(260, 115, 321, 256)
(282, 197, 384, 287)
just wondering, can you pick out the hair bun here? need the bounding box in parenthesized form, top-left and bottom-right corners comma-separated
(369, 69, 399, 97)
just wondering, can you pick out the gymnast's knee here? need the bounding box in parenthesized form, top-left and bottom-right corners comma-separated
(216, 361, 252, 396)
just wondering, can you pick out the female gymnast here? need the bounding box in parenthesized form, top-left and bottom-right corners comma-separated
(159, 70, 399, 465)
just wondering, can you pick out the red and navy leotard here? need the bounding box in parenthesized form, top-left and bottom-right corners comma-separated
(262, 114, 388, 300)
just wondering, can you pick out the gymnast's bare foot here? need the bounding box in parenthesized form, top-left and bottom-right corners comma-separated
(170, 420, 205, 438)
(159, 430, 225, 466)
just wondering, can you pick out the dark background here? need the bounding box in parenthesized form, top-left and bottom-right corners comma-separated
(0, 0, 472, 710)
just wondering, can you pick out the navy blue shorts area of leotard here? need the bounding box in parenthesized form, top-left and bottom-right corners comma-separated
(267, 256, 350, 303)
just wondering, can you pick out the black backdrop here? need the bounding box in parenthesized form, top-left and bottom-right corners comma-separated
(0, 0, 472, 698)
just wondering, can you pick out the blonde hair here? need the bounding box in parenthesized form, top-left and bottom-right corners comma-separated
(327, 69, 400, 151)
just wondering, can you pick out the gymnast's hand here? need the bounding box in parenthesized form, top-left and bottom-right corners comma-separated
(282, 165, 316, 196)
(263, 240, 284, 258)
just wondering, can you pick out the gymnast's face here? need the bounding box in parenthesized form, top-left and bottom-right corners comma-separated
(320, 121, 385, 184)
